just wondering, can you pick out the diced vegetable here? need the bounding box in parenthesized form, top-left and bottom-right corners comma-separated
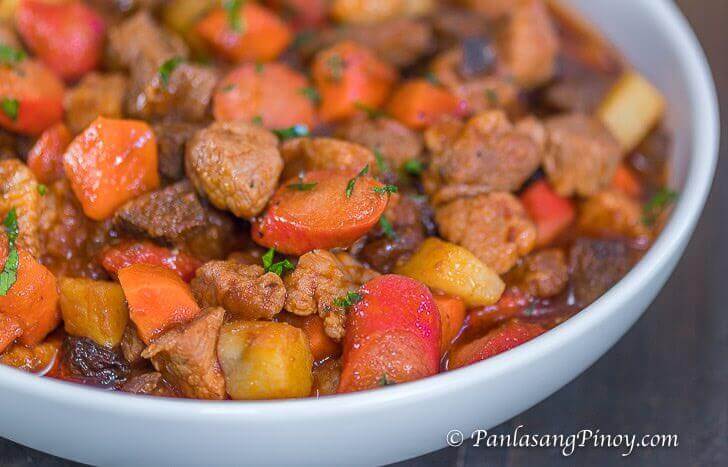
(217, 320, 313, 400)
(386, 79, 466, 129)
(395, 238, 505, 307)
(520, 179, 576, 246)
(161, 0, 216, 57)
(62, 117, 159, 220)
(467, 287, 532, 329)
(196, 2, 292, 63)
(312, 41, 397, 122)
(338, 274, 441, 393)
(213, 63, 316, 129)
(449, 319, 545, 369)
(0, 239, 60, 346)
(0, 312, 22, 353)
(597, 70, 666, 153)
(15, 0, 105, 81)
(0, 335, 61, 373)
(59, 278, 129, 348)
(0, 59, 64, 135)
(99, 241, 202, 283)
(252, 170, 390, 255)
(611, 163, 642, 198)
(433, 293, 466, 355)
(118, 264, 201, 344)
(280, 313, 341, 362)
(26, 122, 71, 184)
(331, 0, 434, 23)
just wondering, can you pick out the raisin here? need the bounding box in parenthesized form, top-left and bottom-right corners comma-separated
(62, 336, 130, 388)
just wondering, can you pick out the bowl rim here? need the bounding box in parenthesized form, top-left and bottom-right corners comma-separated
(0, 0, 719, 420)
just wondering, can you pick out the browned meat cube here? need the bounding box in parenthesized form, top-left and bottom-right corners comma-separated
(141, 307, 226, 400)
(281, 137, 376, 180)
(578, 189, 651, 241)
(122, 372, 178, 398)
(190, 261, 286, 320)
(569, 238, 633, 306)
(64, 73, 127, 134)
(120, 324, 145, 367)
(507, 249, 568, 298)
(153, 121, 202, 181)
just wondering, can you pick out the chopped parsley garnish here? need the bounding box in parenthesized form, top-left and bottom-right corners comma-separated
(273, 124, 309, 140)
(378, 374, 395, 386)
(1, 98, 19, 121)
(485, 88, 499, 105)
(373, 184, 398, 194)
(345, 164, 369, 198)
(0, 208, 19, 296)
(424, 71, 441, 86)
(326, 53, 345, 81)
(374, 149, 390, 174)
(287, 181, 317, 191)
(37, 184, 47, 196)
(292, 31, 314, 50)
(0, 45, 26, 66)
(255, 62, 264, 74)
(221, 83, 236, 93)
(355, 102, 387, 119)
(643, 188, 678, 226)
(251, 115, 263, 125)
(158, 56, 184, 88)
(402, 159, 423, 176)
(224, 0, 246, 33)
(333, 291, 362, 308)
(379, 216, 396, 240)
(261, 248, 295, 276)
(299, 86, 321, 104)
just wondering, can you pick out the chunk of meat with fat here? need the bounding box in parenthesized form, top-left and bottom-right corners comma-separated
(284, 250, 378, 340)
(186, 121, 283, 219)
(63, 73, 127, 135)
(507, 248, 568, 298)
(436, 192, 536, 274)
(191, 261, 285, 320)
(0, 159, 41, 258)
(141, 307, 226, 400)
(120, 324, 145, 367)
(569, 237, 633, 306)
(335, 116, 424, 171)
(281, 137, 375, 180)
(423, 111, 542, 205)
(122, 372, 178, 397)
(578, 189, 651, 241)
(153, 121, 201, 181)
(114, 181, 206, 243)
(542, 113, 622, 197)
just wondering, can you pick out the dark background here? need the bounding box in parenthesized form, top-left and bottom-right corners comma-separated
(1, 0, 726, 465)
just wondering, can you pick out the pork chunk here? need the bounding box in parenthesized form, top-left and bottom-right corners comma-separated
(186, 121, 283, 219)
(281, 137, 375, 180)
(424, 111, 542, 205)
(578, 190, 651, 241)
(191, 261, 285, 320)
(114, 181, 206, 243)
(64, 72, 127, 134)
(508, 249, 568, 298)
(435, 192, 536, 274)
(569, 238, 633, 306)
(543, 113, 622, 197)
(120, 324, 145, 367)
(141, 307, 226, 400)
(153, 121, 201, 181)
(122, 372, 178, 397)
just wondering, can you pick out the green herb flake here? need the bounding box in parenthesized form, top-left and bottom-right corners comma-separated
(158, 56, 184, 88)
(373, 184, 398, 195)
(485, 88, 499, 106)
(0, 208, 19, 296)
(292, 31, 314, 50)
(299, 86, 321, 104)
(379, 216, 396, 240)
(402, 159, 423, 176)
(0, 98, 19, 121)
(224, 0, 246, 33)
(374, 149, 390, 174)
(37, 184, 47, 196)
(261, 247, 295, 276)
(643, 188, 678, 226)
(273, 124, 309, 141)
(345, 164, 369, 198)
(0, 45, 26, 66)
(251, 115, 263, 125)
(326, 53, 345, 81)
(378, 373, 395, 386)
(221, 84, 236, 93)
(355, 102, 387, 120)
(255, 62, 265, 74)
(333, 291, 362, 308)
(424, 71, 441, 86)
(287, 181, 318, 191)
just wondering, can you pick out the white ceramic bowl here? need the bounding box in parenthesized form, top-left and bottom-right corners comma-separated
(0, 0, 718, 465)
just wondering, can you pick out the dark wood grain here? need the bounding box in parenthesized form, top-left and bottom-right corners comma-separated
(1, 1, 725, 465)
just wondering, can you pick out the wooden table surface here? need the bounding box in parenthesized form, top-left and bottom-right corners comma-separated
(1, 0, 725, 465)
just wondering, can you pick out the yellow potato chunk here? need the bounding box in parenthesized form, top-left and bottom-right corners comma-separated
(597, 70, 666, 153)
(162, 0, 216, 56)
(217, 321, 313, 400)
(59, 278, 129, 348)
(395, 237, 505, 307)
(331, 0, 434, 24)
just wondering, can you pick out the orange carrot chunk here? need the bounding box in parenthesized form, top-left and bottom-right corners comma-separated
(0, 59, 64, 135)
(213, 63, 316, 129)
(196, 2, 292, 63)
(0, 313, 23, 354)
(100, 241, 202, 283)
(63, 117, 159, 221)
(118, 264, 202, 344)
(312, 41, 397, 122)
(449, 319, 545, 369)
(15, 0, 105, 82)
(26, 122, 72, 184)
(338, 275, 441, 393)
(520, 179, 576, 246)
(386, 79, 466, 129)
(280, 313, 341, 362)
(252, 170, 390, 255)
(433, 292, 466, 356)
(611, 163, 643, 198)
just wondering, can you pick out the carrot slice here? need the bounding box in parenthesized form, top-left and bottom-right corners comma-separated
(63, 117, 159, 221)
(251, 170, 390, 255)
(312, 41, 397, 122)
(0, 59, 64, 135)
(433, 292, 466, 355)
(0, 313, 23, 354)
(449, 319, 544, 369)
(386, 79, 466, 129)
(611, 163, 643, 198)
(280, 313, 341, 362)
(118, 264, 202, 344)
(100, 241, 202, 283)
(520, 179, 576, 246)
(26, 122, 72, 184)
(213, 63, 316, 129)
(196, 2, 292, 63)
